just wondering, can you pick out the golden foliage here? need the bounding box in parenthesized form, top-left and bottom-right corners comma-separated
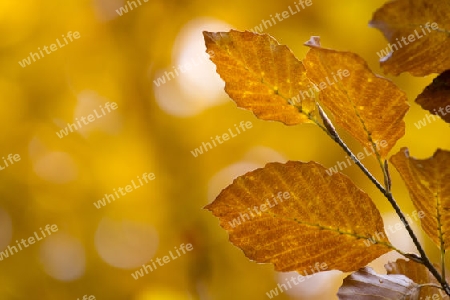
(205, 31, 409, 158)
(304, 36, 409, 158)
(203, 30, 316, 125)
(416, 70, 450, 124)
(370, 0, 450, 76)
(205, 161, 392, 274)
(391, 148, 450, 249)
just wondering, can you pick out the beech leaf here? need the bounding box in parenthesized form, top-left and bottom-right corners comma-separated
(337, 267, 420, 300)
(204, 161, 394, 274)
(303, 36, 409, 158)
(416, 70, 450, 124)
(204, 31, 409, 158)
(390, 148, 450, 249)
(203, 30, 316, 125)
(386, 259, 450, 299)
(370, 0, 450, 76)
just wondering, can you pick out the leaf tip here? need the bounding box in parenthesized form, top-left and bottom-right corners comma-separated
(202, 31, 216, 44)
(203, 202, 213, 211)
(400, 147, 410, 158)
(304, 36, 321, 48)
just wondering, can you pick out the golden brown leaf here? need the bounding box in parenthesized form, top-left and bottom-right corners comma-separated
(204, 161, 393, 274)
(337, 267, 420, 300)
(386, 259, 449, 299)
(203, 30, 316, 125)
(204, 31, 409, 157)
(303, 37, 409, 158)
(390, 148, 450, 249)
(416, 70, 450, 124)
(370, 0, 450, 76)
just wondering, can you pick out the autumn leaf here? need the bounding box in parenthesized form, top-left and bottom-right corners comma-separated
(203, 30, 316, 125)
(390, 148, 450, 249)
(337, 267, 420, 300)
(416, 70, 450, 124)
(303, 36, 409, 158)
(204, 161, 394, 274)
(204, 31, 408, 158)
(370, 0, 450, 76)
(386, 259, 449, 299)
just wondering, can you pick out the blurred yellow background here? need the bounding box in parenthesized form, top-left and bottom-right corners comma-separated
(1, 0, 449, 299)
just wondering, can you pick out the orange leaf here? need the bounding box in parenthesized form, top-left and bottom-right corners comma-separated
(416, 70, 450, 124)
(303, 37, 409, 158)
(390, 148, 450, 249)
(337, 267, 420, 300)
(386, 259, 449, 299)
(204, 31, 409, 158)
(370, 0, 450, 76)
(203, 30, 316, 125)
(204, 161, 393, 274)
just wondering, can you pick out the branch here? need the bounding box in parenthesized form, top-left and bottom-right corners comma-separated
(313, 104, 450, 296)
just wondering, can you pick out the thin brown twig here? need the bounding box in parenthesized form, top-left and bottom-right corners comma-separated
(314, 104, 450, 296)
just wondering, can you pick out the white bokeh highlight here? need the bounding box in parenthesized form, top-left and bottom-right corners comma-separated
(39, 233, 86, 281)
(32, 151, 78, 184)
(153, 17, 231, 117)
(95, 217, 158, 269)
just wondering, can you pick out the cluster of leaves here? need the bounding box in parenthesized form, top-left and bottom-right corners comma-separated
(203, 0, 450, 298)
